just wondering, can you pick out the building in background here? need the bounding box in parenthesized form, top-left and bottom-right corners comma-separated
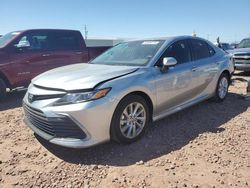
(85, 38, 124, 60)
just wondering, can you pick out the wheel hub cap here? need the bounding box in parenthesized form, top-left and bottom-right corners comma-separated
(218, 77, 228, 99)
(119, 102, 146, 139)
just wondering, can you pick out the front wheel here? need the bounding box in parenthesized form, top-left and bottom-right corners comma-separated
(213, 73, 229, 102)
(111, 95, 149, 144)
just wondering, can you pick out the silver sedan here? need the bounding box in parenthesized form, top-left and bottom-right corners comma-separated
(23, 36, 234, 148)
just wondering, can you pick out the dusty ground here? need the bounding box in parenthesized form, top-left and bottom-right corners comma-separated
(0, 71, 249, 188)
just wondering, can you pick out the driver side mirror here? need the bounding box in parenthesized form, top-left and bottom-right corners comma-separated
(16, 40, 30, 48)
(14, 40, 30, 52)
(161, 57, 177, 72)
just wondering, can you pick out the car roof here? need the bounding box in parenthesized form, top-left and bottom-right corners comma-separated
(126, 36, 208, 42)
(13, 29, 80, 34)
(241, 38, 250, 40)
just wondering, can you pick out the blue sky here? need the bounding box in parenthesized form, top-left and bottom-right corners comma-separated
(0, 0, 250, 43)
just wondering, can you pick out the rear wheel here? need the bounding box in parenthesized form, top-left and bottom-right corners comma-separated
(111, 95, 149, 144)
(0, 78, 7, 99)
(213, 73, 229, 102)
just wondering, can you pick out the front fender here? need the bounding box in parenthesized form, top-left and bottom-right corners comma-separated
(98, 68, 157, 114)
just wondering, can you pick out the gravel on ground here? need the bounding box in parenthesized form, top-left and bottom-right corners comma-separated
(0, 71, 249, 188)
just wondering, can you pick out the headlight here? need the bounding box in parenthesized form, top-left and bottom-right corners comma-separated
(53, 88, 111, 106)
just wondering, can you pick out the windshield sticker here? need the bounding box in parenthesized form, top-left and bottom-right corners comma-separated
(11, 32, 21, 35)
(142, 41, 160, 45)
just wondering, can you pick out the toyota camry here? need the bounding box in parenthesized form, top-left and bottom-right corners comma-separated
(23, 36, 234, 148)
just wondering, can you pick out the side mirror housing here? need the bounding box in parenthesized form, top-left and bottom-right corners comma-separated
(161, 57, 177, 72)
(16, 40, 30, 48)
(14, 40, 30, 52)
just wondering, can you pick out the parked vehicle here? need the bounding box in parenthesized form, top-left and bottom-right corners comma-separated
(228, 38, 250, 71)
(230, 42, 239, 49)
(0, 29, 111, 97)
(219, 43, 232, 51)
(23, 36, 234, 148)
(214, 42, 233, 51)
(246, 81, 250, 100)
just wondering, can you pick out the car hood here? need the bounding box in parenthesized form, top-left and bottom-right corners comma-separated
(32, 63, 138, 91)
(227, 48, 250, 55)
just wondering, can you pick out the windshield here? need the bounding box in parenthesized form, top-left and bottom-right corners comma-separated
(237, 38, 250, 48)
(0, 31, 21, 47)
(91, 40, 165, 66)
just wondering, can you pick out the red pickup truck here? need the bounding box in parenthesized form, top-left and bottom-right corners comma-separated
(0, 29, 110, 97)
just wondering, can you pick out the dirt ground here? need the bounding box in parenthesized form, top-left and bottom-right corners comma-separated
(0, 71, 249, 188)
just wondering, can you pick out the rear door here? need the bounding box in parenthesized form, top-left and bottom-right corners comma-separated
(9, 30, 53, 87)
(188, 39, 218, 97)
(47, 31, 89, 70)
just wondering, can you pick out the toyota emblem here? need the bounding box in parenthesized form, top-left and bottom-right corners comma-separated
(28, 93, 34, 103)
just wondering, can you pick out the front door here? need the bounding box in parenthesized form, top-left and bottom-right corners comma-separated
(154, 40, 197, 116)
(9, 31, 53, 87)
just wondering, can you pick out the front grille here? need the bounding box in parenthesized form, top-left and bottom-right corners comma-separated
(23, 103, 87, 139)
(233, 53, 250, 64)
(233, 53, 250, 59)
(233, 58, 250, 61)
(31, 94, 65, 101)
(233, 53, 250, 56)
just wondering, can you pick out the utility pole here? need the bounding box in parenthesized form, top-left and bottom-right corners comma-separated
(84, 25, 88, 40)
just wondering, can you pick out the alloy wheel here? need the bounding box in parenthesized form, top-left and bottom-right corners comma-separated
(218, 77, 228, 99)
(119, 102, 146, 139)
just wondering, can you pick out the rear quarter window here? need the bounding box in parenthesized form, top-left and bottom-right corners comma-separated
(207, 43, 216, 56)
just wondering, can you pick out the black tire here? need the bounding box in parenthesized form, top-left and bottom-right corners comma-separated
(111, 95, 149, 144)
(213, 73, 229, 102)
(0, 78, 7, 99)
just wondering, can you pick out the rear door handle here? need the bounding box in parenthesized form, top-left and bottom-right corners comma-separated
(75, 52, 83, 55)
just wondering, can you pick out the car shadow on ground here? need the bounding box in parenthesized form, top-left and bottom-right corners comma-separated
(36, 92, 250, 166)
(0, 90, 26, 111)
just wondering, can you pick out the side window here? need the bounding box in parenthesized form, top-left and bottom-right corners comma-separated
(191, 39, 210, 60)
(207, 44, 216, 56)
(164, 40, 191, 64)
(52, 32, 81, 50)
(15, 32, 50, 51)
